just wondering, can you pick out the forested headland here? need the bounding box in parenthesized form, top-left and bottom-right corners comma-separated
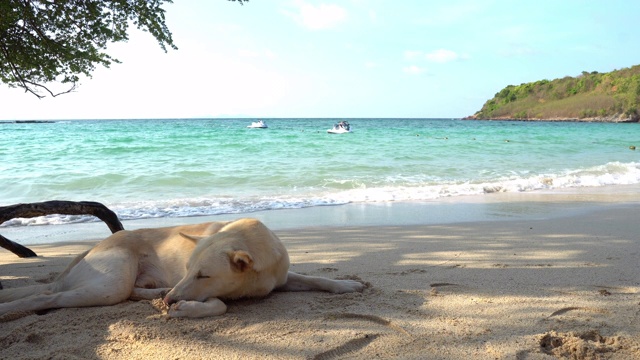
(466, 65, 640, 122)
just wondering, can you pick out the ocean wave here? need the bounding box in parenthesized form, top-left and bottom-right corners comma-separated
(2, 161, 639, 228)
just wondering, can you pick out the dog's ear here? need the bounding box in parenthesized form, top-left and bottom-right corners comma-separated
(179, 232, 206, 243)
(229, 250, 254, 272)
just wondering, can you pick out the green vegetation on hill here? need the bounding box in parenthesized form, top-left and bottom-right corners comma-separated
(469, 65, 640, 122)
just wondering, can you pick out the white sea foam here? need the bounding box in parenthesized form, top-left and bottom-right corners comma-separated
(3, 161, 639, 227)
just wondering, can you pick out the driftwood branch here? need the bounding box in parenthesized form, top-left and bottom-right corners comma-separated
(0, 200, 124, 258)
(0, 234, 38, 258)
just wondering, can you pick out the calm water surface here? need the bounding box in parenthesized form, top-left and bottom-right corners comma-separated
(1, 118, 638, 226)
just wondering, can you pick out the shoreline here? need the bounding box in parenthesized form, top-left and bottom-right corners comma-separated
(462, 116, 639, 123)
(3, 184, 640, 246)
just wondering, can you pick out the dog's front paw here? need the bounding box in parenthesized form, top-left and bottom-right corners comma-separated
(167, 298, 228, 318)
(167, 300, 191, 318)
(333, 279, 365, 293)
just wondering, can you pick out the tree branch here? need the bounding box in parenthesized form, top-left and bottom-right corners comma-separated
(0, 200, 124, 258)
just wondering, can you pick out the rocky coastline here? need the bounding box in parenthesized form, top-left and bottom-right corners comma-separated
(462, 114, 639, 123)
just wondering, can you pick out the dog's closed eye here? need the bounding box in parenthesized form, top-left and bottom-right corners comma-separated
(196, 271, 210, 279)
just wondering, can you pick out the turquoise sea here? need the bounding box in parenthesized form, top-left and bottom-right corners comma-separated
(1, 118, 639, 227)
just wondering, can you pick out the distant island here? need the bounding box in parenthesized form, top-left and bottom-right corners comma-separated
(465, 65, 640, 122)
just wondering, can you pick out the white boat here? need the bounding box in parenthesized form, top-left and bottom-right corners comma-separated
(247, 120, 268, 129)
(327, 121, 351, 134)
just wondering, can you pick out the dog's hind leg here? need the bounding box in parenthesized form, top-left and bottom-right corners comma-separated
(0, 285, 127, 315)
(278, 271, 364, 293)
(0, 248, 138, 316)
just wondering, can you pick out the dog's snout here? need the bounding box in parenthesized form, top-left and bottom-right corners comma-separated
(163, 295, 177, 306)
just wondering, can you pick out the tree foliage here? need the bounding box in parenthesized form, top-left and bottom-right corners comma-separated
(471, 65, 640, 122)
(0, 0, 177, 98)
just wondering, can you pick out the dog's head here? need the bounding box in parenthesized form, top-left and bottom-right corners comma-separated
(163, 228, 285, 306)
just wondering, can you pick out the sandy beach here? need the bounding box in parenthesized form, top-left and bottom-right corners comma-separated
(1, 191, 639, 359)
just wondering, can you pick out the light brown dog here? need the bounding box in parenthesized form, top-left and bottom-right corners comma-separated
(0, 218, 364, 318)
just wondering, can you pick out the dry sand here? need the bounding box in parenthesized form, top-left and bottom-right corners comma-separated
(1, 199, 639, 359)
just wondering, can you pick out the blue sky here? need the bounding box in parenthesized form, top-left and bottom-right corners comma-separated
(2, 0, 639, 120)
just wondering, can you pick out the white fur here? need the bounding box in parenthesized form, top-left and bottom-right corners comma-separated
(0, 218, 363, 318)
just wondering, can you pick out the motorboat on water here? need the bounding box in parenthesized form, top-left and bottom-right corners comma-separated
(327, 121, 351, 134)
(247, 120, 268, 129)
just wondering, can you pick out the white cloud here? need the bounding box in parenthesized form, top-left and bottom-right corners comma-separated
(403, 65, 425, 75)
(283, 1, 347, 30)
(238, 49, 258, 58)
(238, 48, 278, 60)
(425, 49, 460, 63)
(0, 38, 295, 120)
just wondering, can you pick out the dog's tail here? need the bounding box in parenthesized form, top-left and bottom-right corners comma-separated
(0, 283, 56, 303)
